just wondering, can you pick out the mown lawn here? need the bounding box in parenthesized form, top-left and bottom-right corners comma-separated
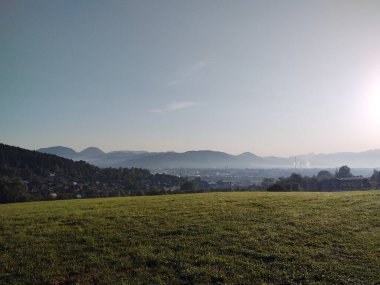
(0, 191, 379, 284)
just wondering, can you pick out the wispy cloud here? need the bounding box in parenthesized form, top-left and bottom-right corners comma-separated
(150, 101, 200, 114)
(167, 60, 210, 86)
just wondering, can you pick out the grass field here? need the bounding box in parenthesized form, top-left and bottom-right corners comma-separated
(0, 191, 379, 284)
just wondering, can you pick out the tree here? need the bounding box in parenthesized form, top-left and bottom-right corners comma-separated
(267, 184, 285, 192)
(288, 173, 303, 184)
(81, 186, 99, 198)
(0, 176, 30, 204)
(261, 178, 276, 189)
(180, 181, 195, 191)
(336, 165, 352, 178)
(370, 170, 380, 188)
(317, 170, 334, 181)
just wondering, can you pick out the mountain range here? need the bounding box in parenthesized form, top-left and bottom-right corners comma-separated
(37, 146, 380, 169)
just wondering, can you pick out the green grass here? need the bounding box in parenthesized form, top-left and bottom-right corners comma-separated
(1, 191, 380, 284)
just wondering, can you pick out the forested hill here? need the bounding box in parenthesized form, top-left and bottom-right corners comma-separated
(0, 143, 186, 203)
(1, 143, 98, 178)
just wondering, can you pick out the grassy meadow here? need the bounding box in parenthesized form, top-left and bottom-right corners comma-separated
(0, 191, 379, 284)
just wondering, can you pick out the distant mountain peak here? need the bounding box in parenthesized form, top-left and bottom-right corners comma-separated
(38, 146, 78, 159)
(80, 147, 104, 154)
(185, 150, 226, 154)
(79, 147, 105, 158)
(237, 152, 258, 158)
(40, 146, 74, 151)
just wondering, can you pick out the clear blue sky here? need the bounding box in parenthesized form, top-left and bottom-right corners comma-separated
(1, 0, 380, 156)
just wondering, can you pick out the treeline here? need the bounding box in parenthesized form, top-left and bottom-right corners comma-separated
(263, 165, 380, 192)
(0, 143, 187, 204)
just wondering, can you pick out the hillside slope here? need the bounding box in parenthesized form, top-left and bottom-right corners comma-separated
(0, 191, 379, 284)
(0, 143, 185, 202)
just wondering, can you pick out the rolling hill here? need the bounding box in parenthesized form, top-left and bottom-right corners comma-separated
(0, 143, 185, 203)
(38, 146, 380, 169)
(1, 191, 379, 284)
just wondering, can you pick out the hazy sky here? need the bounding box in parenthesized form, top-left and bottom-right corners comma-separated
(1, 0, 380, 156)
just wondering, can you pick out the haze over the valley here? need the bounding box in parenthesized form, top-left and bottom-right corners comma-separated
(38, 146, 380, 169)
(1, 0, 380, 157)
